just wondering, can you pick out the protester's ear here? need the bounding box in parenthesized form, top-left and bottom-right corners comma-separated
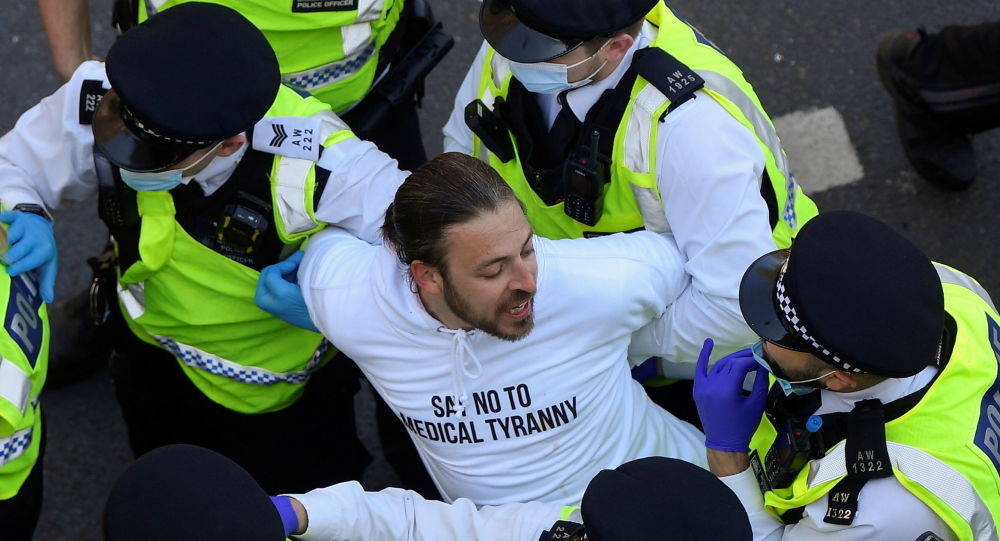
(410, 260, 445, 295)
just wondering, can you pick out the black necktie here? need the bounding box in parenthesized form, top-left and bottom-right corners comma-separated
(543, 91, 582, 165)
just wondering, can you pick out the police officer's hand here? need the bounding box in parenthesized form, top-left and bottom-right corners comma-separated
(0, 210, 57, 303)
(693, 339, 769, 452)
(254, 251, 319, 333)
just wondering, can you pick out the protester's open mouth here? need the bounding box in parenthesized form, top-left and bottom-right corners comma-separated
(504, 298, 532, 319)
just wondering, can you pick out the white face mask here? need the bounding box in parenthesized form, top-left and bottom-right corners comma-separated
(508, 40, 611, 94)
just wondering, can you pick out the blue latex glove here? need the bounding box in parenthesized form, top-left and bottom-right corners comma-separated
(0, 210, 57, 303)
(693, 339, 770, 452)
(269, 495, 299, 537)
(254, 251, 318, 332)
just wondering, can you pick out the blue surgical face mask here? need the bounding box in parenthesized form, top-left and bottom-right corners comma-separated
(508, 41, 611, 94)
(751, 340, 836, 396)
(118, 143, 221, 192)
(119, 168, 186, 192)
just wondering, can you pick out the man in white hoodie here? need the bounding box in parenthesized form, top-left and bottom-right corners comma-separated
(297, 152, 706, 509)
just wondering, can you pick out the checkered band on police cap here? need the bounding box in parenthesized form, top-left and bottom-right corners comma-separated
(774, 258, 865, 374)
(119, 102, 215, 147)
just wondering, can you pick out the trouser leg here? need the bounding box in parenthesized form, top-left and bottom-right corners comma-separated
(903, 21, 1000, 133)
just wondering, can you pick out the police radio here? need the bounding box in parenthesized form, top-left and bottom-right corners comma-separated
(563, 130, 609, 226)
(763, 414, 824, 489)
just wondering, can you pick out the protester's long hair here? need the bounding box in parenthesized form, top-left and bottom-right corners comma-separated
(382, 152, 521, 277)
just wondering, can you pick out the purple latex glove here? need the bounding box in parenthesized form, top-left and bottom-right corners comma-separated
(270, 495, 299, 537)
(693, 339, 770, 452)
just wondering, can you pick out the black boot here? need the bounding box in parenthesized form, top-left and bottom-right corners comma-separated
(876, 28, 976, 190)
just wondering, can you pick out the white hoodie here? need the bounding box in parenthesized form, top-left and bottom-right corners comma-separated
(299, 228, 706, 507)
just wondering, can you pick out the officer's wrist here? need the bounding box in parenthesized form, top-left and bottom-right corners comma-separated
(707, 449, 750, 477)
(290, 497, 308, 535)
(12, 203, 53, 222)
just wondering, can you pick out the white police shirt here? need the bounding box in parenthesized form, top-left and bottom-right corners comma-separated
(443, 24, 773, 375)
(721, 366, 956, 541)
(290, 480, 568, 541)
(0, 60, 405, 243)
(299, 227, 707, 506)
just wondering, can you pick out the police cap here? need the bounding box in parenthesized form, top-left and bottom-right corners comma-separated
(103, 444, 285, 541)
(581, 457, 751, 540)
(93, 2, 280, 172)
(480, 0, 658, 63)
(739, 211, 944, 378)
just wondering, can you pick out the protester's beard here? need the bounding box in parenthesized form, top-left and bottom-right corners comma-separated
(442, 279, 534, 342)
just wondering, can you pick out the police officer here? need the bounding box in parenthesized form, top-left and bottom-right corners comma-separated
(0, 3, 407, 493)
(0, 225, 50, 541)
(37, 0, 441, 170)
(104, 445, 751, 541)
(36, 0, 451, 496)
(693, 211, 1000, 540)
(442, 0, 819, 401)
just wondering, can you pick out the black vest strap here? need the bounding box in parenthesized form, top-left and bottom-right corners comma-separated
(629, 47, 705, 117)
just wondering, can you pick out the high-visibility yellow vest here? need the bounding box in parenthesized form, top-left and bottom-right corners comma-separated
(470, 2, 817, 246)
(115, 85, 354, 414)
(0, 260, 49, 500)
(137, 0, 403, 112)
(749, 263, 1000, 541)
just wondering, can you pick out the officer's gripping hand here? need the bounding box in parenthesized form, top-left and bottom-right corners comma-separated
(254, 251, 319, 333)
(693, 339, 769, 453)
(0, 210, 57, 303)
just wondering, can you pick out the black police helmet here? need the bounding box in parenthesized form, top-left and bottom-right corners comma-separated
(103, 444, 285, 541)
(480, 0, 658, 63)
(93, 2, 280, 172)
(581, 456, 751, 540)
(739, 211, 944, 377)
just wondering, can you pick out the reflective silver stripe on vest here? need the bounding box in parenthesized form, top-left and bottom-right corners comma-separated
(807, 441, 998, 540)
(284, 41, 377, 93)
(274, 110, 350, 235)
(622, 68, 803, 231)
(118, 281, 146, 320)
(934, 263, 999, 314)
(0, 397, 39, 468)
(0, 358, 31, 415)
(143, 0, 165, 16)
(153, 335, 329, 386)
(698, 70, 799, 230)
(357, 0, 384, 22)
(622, 84, 671, 233)
(341, 24, 373, 60)
(630, 185, 670, 233)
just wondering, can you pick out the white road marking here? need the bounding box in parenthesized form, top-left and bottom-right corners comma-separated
(773, 106, 864, 193)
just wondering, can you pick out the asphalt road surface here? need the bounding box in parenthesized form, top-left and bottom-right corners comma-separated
(2, 1, 1000, 539)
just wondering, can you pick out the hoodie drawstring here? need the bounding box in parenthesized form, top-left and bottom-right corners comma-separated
(438, 327, 483, 416)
